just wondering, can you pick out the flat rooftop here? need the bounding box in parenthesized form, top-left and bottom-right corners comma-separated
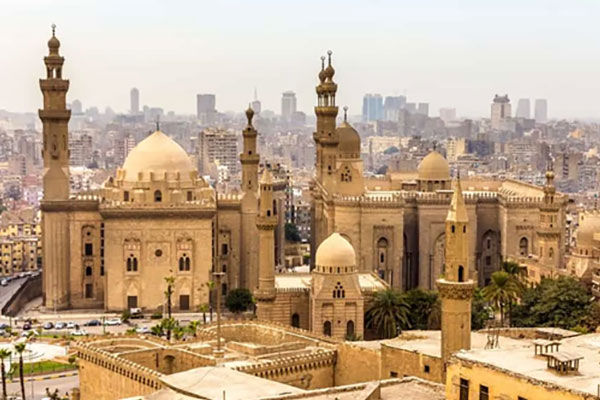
(455, 333, 600, 397)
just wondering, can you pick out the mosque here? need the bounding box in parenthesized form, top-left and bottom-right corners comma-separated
(40, 28, 568, 340)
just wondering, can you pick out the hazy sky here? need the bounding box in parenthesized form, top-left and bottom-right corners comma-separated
(2, 0, 600, 119)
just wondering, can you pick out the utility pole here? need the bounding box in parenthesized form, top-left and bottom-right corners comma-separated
(212, 271, 225, 358)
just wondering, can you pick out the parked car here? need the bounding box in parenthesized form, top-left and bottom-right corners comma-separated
(70, 329, 87, 336)
(43, 322, 54, 330)
(83, 319, 101, 327)
(135, 326, 151, 334)
(0, 279, 8, 286)
(104, 318, 122, 326)
(0, 323, 9, 330)
(130, 308, 144, 319)
(66, 322, 76, 329)
(55, 322, 66, 330)
(21, 330, 38, 337)
(22, 322, 32, 331)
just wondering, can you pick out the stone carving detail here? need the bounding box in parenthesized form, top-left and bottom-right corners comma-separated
(436, 280, 475, 300)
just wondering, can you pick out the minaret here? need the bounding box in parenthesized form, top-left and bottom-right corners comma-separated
(437, 176, 474, 366)
(537, 160, 562, 268)
(240, 105, 259, 193)
(313, 50, 339, 190)
(39, 25, 72, 310)
(40, 24, 71, 200)
(255, 168, 277, 320)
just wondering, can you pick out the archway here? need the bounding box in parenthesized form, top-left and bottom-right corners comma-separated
(323, 321, 332, 336)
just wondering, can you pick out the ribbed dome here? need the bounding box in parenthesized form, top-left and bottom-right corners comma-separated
(577, 213, 600, 249)
(121, 130, 195, 182)
(316, 233, 356, 268)
(337, 122, 361, 157)
(418, 150, 450, 181)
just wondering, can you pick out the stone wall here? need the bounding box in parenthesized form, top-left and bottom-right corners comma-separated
(120, 348, 215, 375)
(381, 343, 443, 383)
(2, 274, 42, 316)
(335, 342, 381, 385)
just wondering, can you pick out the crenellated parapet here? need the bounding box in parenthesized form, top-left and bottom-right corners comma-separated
(233, 348, 336, 379)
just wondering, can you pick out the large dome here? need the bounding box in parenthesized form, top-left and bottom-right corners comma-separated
(577, 213, 600, 249)
(121, 130, 195, 182)
(418, 150, 450, 181)
(315, 233, 356, 268)
(336, 122, 361, 157)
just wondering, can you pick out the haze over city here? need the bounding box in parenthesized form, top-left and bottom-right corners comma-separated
(3, 0, 600, 118)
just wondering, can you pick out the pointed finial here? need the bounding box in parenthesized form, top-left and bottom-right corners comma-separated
(245, 103, 254, 125)
(343, 106, 348, 122)
(321, 56, 326, 70)
(51, 24, 56, 37)
(327, 50, 333, 65)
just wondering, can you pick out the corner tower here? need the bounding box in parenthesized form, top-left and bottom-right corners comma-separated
(40, 24, 71, 200)
(255, 168, 277, 320)
(39, 25, 72, 310)
(536, 161, 562, 269)
(313, 51, 339, 191)
(437, 176, 474, 365)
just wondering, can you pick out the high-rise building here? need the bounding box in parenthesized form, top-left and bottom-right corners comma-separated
(383, 96, 406, 121)
(281, 91, 297, 122)
(71, 99, 83, 115)
(417, 103, 429, 116)
(362, 94, 383, 122)
(490, 94, 511, 130)
(69, 133, 93, 166)
(251, 100, 262, 114)
(196, 94, 217, 124)
(515, 98, 530, 119)
(439, 108, 456, 123)
(130, 88, 139, 115)
(198, 128, 239, 178)
(405, 103, 417, 114)
(535, 99, 548, 123)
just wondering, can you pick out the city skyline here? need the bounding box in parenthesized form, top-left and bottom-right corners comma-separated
(2, 0, 600, 119)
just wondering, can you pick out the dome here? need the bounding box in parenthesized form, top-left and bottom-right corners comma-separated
(577, 213, 600, 249)
(121, 130, 195, 182)
(48, 36, 60, 50)
(315, 233, 356, 268)
(336, 122, 360, 157)
(418, 150, 450, 181)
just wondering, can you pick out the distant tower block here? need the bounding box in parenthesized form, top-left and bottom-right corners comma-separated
(130, 88, 139, 115)
(437, 176, 474, 366)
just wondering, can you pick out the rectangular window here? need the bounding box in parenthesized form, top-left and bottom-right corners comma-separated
(424, 365, 430, 373)
(460, 378, 469, 400)
(124, 191, 130, 202)
(221, 243, 228, 256)
(187, 191, 193, 201)
(85, 284, 93, 299)
(517, 397, 527, 400)
(127, 296, 138, 309)
(390, 371, 398, 378)
(179, 295, 190, 311)
(479, 385, 488, 400)
(85, 243, 93, 256)
(485, 256, 491, 266)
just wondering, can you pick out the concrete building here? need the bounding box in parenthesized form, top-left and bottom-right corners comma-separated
(198, 128, 239, 179)
(281, 91, 297, 122)
(196, 94, 216, 124)
(439, 108, 456, 124)
(362, 94, 384, 122)
(417, 103, 429, 117)
(490, 94, 511, 130)
(69, 133, 93, 167)
(515, 98, 531, 119)
(535, 98, 548, 122)
(383, 96, 406, 121)
(130, 87, 139, 115)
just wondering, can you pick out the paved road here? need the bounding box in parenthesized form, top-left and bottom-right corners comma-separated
(6, 374, 79, 400)
(0, 277, 29, 315)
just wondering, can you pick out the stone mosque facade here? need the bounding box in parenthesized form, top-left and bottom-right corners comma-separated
(40, 29, 567, 338)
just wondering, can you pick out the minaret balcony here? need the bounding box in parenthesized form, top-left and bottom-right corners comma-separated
(40, 79, 69, 91)
(38, 109, 71, 120)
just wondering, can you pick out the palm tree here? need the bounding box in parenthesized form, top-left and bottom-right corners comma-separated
(150, 324, 163, 337)
(501, 261, 526, 325)
(198, 304, 209, 324)
(187, 320, 201, 337)
(365, 289, 411, 339)
(164, 276, 175, 320)
(161, 318, 177, 342)
(483, 271, 520, 327)
(14, 343, 26, 400)
(0, 348, 11, 400)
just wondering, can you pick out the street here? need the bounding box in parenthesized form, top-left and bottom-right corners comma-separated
(0, 277, 29, 314)
(6, 374, 79, 400)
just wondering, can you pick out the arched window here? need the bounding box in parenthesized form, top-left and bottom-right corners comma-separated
(341, 166, 352, 182)
(291, 313, 300, 328)
(133, 257, 138, 271)
(85, 266, 92, 276)
(127, 257, 132, 272)
(154, 190, 162, 202)
(273, 200, 277, 215)
(323, 321, 332, 336)
(185, 257, 191, 271)
(458, 265, 464, 282)
(451, 225, 456, 233)
(549, 248, 554, 259)
(179, 257, 184, 271)
(333, 282, 345, 299)
(346, 320, 355, 337)
(519, 237, 528, 256)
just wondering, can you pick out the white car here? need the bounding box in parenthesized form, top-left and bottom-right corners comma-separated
(104, 318, 122, 326)
(0, 279, 7, 286)
(70, 329, 87, 336)
(66, 322, 76, 329)
(135, 326, 151, 334)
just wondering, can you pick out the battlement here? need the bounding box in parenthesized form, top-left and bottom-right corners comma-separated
(233, 348, 336, 377)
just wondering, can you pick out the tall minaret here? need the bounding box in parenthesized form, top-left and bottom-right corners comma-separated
(437, 176, 474, 366)
(537, 160, 562, 268)
(39, 25, 72, 310)
(313, 50, 339, 191)
(40, 24, 71, 200)
(255, 168, 277, 320)
(240, 105, 259, 193)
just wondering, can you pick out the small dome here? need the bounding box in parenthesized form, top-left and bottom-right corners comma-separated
(316, 233, 356, 268)
(336, 122, 360, 157)
(577, 213, 600, 249)
(121, 130, 195, 183)
(48, 36, 60, 50)
(418, 150, 450, 181)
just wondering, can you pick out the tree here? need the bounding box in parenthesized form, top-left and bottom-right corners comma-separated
(404, 289, 438, 330)
(365, 289, 411, 339)
(0, 348, 11, 400)
(383, 146, 399, 155)
(471, 287, 490, 330)
(285, 223, 301, 243)
(500, 260, 526, 325)
(187, 320, 201, 337)
(376, 165, 388, 175)
(161, 318, 177, 342)
(483, 271, 520, 327)
(164, 276, 175, 340)
(14, 343, 26, 400)
(198, 304, 209, 324)
(151, 324, 163, 337)
(511, 276, 594, 330)
(225, 288, 254, 314)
